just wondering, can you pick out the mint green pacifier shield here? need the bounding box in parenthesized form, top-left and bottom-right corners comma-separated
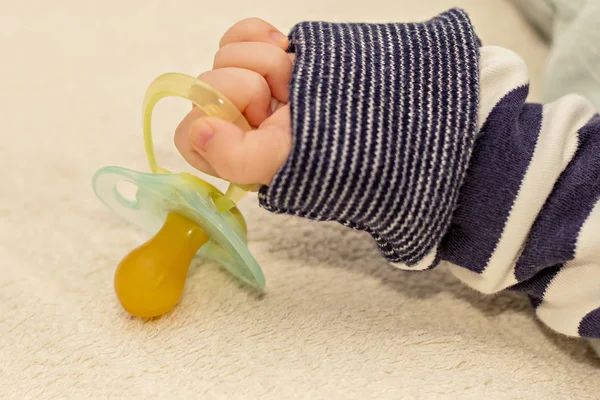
(92, 165, 265, 290)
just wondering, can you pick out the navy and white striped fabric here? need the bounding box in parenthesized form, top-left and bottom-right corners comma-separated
(258, 9, 600, 339)
(259, 8, 481, 269)
(446, 45, 600, 339)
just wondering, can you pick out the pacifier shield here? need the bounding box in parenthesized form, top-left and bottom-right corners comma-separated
(92, 166, 265, 289)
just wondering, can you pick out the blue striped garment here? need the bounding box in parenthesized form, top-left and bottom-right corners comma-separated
(258, 9, 600, 339)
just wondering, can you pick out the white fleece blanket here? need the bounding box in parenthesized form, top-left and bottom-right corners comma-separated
(2, 0, 599, 398)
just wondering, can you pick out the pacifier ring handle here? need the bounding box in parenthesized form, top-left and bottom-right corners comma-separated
(142, 73, 259, 208)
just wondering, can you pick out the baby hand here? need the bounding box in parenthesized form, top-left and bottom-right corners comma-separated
(174, 18, 293, 186)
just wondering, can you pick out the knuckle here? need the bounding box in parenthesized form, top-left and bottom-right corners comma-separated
(238, 17, 268, 29)
(212, 48, 226, 68)
(221, 18, 268, 47)
(212, 44, 235, 67)
(197, 70, 212, 82)
(240, 17, 266, 25)
(249, 72, 270, 95)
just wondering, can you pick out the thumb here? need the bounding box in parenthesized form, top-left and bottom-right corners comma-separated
(188, 109, 291, 186)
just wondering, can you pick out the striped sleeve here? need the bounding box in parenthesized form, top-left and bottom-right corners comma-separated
(444, 45, 600, 339)
(258, 8, 481, 269)
(257, 10, 600, 339)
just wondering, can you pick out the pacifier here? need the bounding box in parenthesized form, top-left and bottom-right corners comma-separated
(92, 73, 264, 318)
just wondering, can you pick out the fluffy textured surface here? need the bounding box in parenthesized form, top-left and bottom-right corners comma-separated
(1, 0, 599, 399)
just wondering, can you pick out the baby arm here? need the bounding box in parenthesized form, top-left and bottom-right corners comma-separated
(175, 10, 600, 343)
(443, 46, 600, 341)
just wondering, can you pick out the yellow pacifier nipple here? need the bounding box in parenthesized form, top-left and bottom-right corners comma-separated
(114, 212, 208, 318)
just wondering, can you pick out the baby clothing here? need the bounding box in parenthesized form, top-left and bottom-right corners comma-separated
(258, 9, 600, 347)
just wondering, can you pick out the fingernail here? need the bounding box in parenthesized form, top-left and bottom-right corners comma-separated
(270, 31, 288, 44)
(190, 121, 214, 152)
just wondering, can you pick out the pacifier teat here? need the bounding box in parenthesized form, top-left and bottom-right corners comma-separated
(92, 73, 265, 318)
(114, 212, 207, 318)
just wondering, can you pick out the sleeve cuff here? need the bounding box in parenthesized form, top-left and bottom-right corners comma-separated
(258, 8, 481, 267)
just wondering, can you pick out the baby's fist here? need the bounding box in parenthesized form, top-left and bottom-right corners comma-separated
(174, 18, 293, 186)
